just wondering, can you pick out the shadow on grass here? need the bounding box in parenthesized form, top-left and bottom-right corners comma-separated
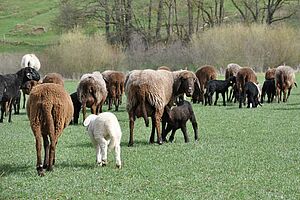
(0, 163, 31, 177)
(273, 107, 300, 111)
(57, 161, 95, 170)
(120, 140, 158, 147)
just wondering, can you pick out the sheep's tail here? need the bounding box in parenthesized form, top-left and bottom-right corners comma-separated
(294, 82, 298, 88)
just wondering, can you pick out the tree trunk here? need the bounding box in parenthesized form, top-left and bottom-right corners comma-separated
(156, 0, 164, 40)
(187, 0, 194, 38)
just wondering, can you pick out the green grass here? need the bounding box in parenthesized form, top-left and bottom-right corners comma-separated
(1, 74, 300, 199)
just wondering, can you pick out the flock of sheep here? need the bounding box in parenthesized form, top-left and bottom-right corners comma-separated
(0, 54, 298, 176)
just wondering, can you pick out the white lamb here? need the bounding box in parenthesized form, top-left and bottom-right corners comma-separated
(84, 112, 122, 169)
(21, 54, 41, 71)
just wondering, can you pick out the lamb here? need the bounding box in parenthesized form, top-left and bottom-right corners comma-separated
(42, 72, 64, 86)
(70, 92, 81, 125)
(21, 54, 41, 71)
(192, 65, 218, 104)
(0, 67, 40, 123)
(77, 72, 108, 122)
(225, 63, 241, 102)
(83, 113, 122, 168)
(261, 79, 276, 103)
(162, 99, 198, 143)
(242, 82, 261, 108)
(125, 69, 200, 146)
(236, 67, 258, 108)
(102, 70, 125, 111)
(205, 76, 236, 106)
(27, 83, 73, 176)
(275, 65, 297, 103)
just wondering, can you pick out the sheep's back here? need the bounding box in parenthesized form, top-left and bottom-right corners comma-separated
(42, 73, 64, 86)
(275, 65, 296, 87)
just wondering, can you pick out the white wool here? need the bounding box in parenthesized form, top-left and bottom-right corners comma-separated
(84, 112, 122, 168)
(21, 54, 41, 71)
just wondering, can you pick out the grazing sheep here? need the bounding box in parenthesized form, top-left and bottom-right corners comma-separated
(125, 69, 200, 146)
(0, 67, 40, 123)
(162, 99, 198, 143)
(70, 92, 81, 125)
(265, 68, 276, 80)
(21, 54, 41, 71)
(236, 67, 258, 108)
(261, 79, 276, 103)
(205, 76, 236, 106)
(275, 65, 297, 103)
(77, 72, 108, 122)
(102, 70, 125, 111)
(42, 73, 64, 86)
(192, 65, 218, 104)
(21, 80, 39, 109)
(84, 113, 122, 168)
(225, 63, 241, 102)
(243, 82, 261, 108)
(27, 83, 73, 176)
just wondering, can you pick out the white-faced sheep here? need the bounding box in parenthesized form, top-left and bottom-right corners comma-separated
(27, 83, 73, 176)
(236, 67, 258, 108)
(225, 63, 241, 102)
(125, 69, 200, 146)
(84, 113, 122, 168)
(192, 65, 218, 104)
(275, 65, 297, 103)
(21, 54, 41, 71)
(42, 72, 64, 86)
(102, 70, 125, 111)
(0, 67, 40, 123)
(77, 72, 108, 123)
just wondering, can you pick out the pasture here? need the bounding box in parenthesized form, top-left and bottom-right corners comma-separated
(1, 74, 300, 199)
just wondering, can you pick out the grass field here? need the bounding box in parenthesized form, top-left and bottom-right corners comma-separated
(1, 74, 300, 199)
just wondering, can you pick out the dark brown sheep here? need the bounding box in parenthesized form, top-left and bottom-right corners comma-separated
(192, 65, 218, 104)
(27, 83, 73, 176)
(42, 72, 64, 86)
(236, 67, 258, 108)
(275, 65, 297, 103)
(225, 63, 241, 102)
(21, 80, 39, 109)
(265, 68, 276, 80)
(102, 70, 125, 111)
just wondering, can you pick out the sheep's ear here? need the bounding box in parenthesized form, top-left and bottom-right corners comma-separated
(83, 114, 97, 127)
(194, 78, 201, 92)
(173, 76, 182, 93)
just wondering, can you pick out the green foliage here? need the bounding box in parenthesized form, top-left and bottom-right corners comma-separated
(1, 74, 300, 199)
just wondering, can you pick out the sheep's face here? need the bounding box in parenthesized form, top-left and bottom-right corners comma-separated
(21, 67, 40, 83)
(175, 71, 199, 97)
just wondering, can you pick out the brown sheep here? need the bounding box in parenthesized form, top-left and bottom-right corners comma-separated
(275, 65, 297, 103)
(225, 63, 241, 102)
(102, 70, 125, 111)
(125, 69, 200, 146)
(265, 68, 276, 80)
(77, 72, 107, 122)
(236, 67, 258, 108)
(192, 65, 218, 104)
(27, 83, 73, 176)
(42, 72, 64, 86)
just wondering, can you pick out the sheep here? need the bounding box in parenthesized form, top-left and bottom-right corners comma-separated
(70, 92, 81, 125)
(243, 82, 261, 108)
(21, 54, 41, 71)
(265, 68, 276, 80)
(275, 65, 297, 103)
(225, 63, 241, 102)
(0, 67, 40, 123)
(192, 65, 218, 104)
(77, 72, 108, 122)
(236, 67, 258, 108)
(205, 76, 236, 106)
(21, 80, 39, 109)
(27, 83, 73, 176)
(42, 72, 64, 86)
(261, 79, 276, 103)
(162, 99, 198, 143)
(102, 70, 125, 111)
(125, 69, 200, 146)
(83, 113, 122, 168)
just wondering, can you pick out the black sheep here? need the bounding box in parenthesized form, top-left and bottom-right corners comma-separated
(205, 76, 236, 106)
(0, 67, 40, 123)
(243, 82, 261, 108)
(261, 79, 276, 103)
(162, 99, 198, 143)
(70, 92, 82, 125)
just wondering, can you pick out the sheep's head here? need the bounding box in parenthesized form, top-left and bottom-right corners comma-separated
(83, 114, 98, 133)
(19, 67, 40, 83)
(78, 78, 97, 105)
(174, 71, 199, 97)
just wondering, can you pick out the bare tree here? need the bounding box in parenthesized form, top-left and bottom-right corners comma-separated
(198, 0, 225, 27)
(187, 0, 194, 37)
(156, 0, 164, 40)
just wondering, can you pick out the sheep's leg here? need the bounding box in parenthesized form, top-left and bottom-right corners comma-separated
(0, 102, 5, 123)
(149, 115, 156, 144)
(8, 99, 13, 123)
(222, 92, 226, 106)
(100, 138, 108, 166)
(286, 87, 292, 102)
(95, 144, 102, 165)
(169, 129, 177, 143)
(34, 134, 45, 176)
(108, 97, 112, 110)
(190, 116, 199, 141)
(214, 92, 219, 106)
(82, 102, 87, 121)
(181, 125, 189, 143)
(283, 89, 287, 102)
(154, 110, 163, 145)
(42, 135, 50, 169)
(128, 111, 135, 146)
(22, 91, 26, 109)
(48, 137, 57, 172)
(115, 144, 122, 169)
(163, 124, 173, 142)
